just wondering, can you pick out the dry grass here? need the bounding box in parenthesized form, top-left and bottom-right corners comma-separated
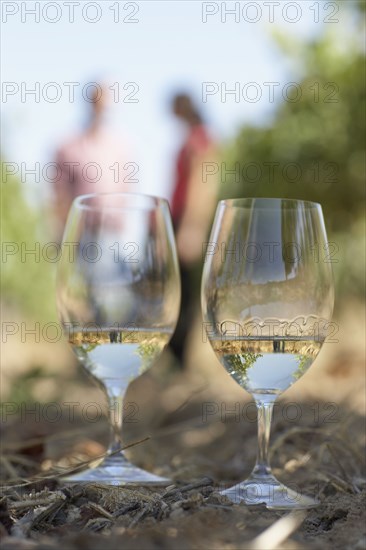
(0, 399, 365, 550)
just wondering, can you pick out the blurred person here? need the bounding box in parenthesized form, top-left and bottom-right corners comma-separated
(169, 93, 218, 366)
(53, 82, 132, 239)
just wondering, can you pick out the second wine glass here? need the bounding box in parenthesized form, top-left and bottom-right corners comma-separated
(57, 193, 180, 484)
(201, 198, 334, 508)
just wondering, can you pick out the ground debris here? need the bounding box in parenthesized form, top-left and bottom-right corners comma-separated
(0, 496, 13, 534)
(0, 403, 364, 549)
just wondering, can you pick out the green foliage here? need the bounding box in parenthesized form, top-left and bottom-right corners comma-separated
(0, 367, 57, 406)
(227, 351, 262, 377)
(221, 37, 365, 231)
(136, 341, 163, 374)
(220, 6, 365, 300)
(1, 168, 57, 321)
(293, 354, 312, 381)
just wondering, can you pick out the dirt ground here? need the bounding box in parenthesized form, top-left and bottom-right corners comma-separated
(1, 302, 365, 549)
(1, 390, 365, 550)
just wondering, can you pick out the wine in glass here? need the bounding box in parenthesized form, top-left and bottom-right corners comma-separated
(201, 198, 334, 508)
(57, 193, 180, 484)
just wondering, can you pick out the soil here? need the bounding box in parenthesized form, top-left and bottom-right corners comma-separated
(1, 302, 365, 549)
(1, 395, 365, 550)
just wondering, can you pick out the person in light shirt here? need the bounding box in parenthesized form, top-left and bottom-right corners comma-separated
(53, 83, 132, 239)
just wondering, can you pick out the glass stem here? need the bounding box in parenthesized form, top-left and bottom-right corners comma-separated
(252, 401, 274, 478)
(105, 387, 126, 458)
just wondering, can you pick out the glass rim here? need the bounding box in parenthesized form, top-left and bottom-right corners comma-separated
(219, 197, 322, 210)
(73, 192, 168, 212)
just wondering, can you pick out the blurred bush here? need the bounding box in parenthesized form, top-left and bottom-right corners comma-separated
(1, 169, 57, 321)
(219, 4, 365, 303)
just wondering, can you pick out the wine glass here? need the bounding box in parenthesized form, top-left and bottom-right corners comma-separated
(57, 193, 180, 484)
(201, 198, 334, 508)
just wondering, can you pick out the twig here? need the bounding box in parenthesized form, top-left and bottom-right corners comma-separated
(128, 505, 150, 528)
(248, 511, 307, 550)
(315, 470, 354, 493)
(0, 436, 150, 491)
(325, 443, 354, 486)
(4, 455, 40, 468)
(84, 518, 112, 532)
(112, 502, 140, 518)
(54, 436, 151, 475)
(1, 426, 101, 452)
(162, 477, 213, 499)
(9, 496, 65, 511)
(270, 426, 329, 455)
(169, 384, 209, 416)
(88, 502, 114, 520)
(30, 499, 67, 529)
(0, 456, 19, 479)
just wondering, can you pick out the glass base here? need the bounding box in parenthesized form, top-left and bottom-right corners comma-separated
(220, 474, 319, 510)
(62, 451, 171, 486)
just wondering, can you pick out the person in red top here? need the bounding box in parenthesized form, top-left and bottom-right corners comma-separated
(169, 93, 218, 366)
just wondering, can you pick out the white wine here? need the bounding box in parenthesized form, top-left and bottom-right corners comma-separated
(69, 329, 171, 387)
(211, 337, 323, 400)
